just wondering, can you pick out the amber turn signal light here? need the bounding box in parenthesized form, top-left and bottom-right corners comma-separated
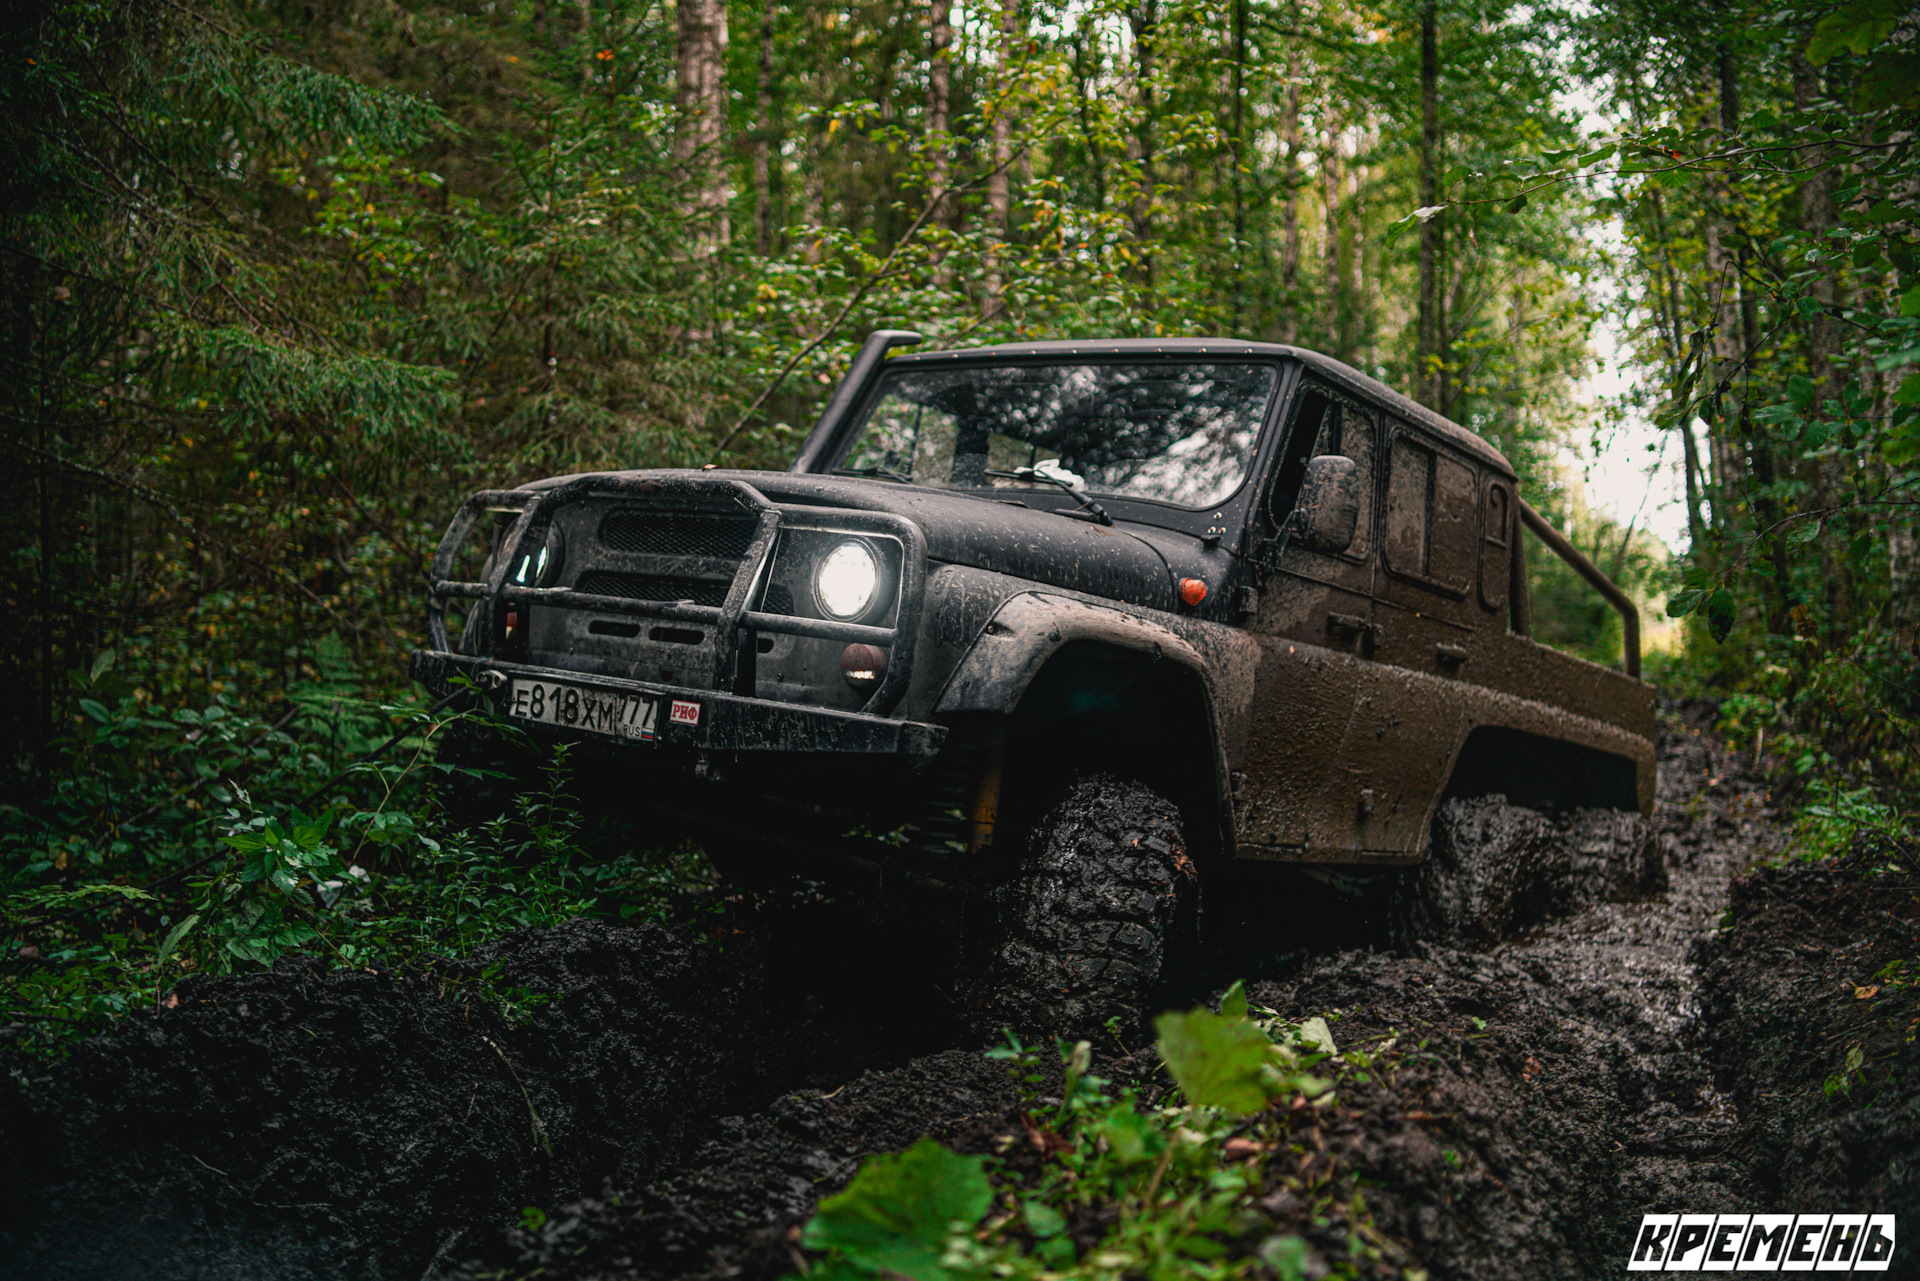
(841, 642, 888, 691)
(1179, 578, 1208, 607)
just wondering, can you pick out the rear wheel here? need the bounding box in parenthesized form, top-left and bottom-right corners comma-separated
(977, 774, 1198, 1041)
(1392, 795, 1661, 948)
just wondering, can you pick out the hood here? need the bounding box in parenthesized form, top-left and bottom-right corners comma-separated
(521, 469, 1181, 610)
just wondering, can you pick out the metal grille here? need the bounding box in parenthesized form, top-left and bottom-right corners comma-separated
(573, 571, 731, 607)
(598, 507, 757, 559)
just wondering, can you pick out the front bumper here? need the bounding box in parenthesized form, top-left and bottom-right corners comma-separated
(410, 650, 947, 758)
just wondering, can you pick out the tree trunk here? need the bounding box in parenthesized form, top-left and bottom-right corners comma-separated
(1229, 0, 1247, 329)
(1277, 55, 1301, 344)
(1416, 0, 1443, 409)
(1321, 112, 1343, 356)
(753, 0, 778, 255)
(1348, 158, 1366, 365)
(674, 0, 731, 256)
(1127, 0, 1157, 306)
(986, 0, 1019, 316)
(926, 0, 954, 285)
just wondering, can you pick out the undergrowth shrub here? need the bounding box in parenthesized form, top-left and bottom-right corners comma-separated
(0, 657, 717, 1055)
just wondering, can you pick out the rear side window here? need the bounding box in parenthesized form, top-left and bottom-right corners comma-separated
(1383, 430, 1476, 594)
(1479, 480, 1513, 613)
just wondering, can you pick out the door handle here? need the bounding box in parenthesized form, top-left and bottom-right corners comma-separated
(1326, 612, 1383, 652)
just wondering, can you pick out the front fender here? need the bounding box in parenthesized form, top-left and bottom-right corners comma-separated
(933, 591, 1207, 715)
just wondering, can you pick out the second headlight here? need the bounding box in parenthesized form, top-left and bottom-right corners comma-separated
(814, 539, 879, 619)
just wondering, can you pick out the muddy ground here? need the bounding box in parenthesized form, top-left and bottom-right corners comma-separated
(3, 708, 1916, 1280)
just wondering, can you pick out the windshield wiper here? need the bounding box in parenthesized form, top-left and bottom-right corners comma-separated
(985, 468, 1113, 526)
(831, 465, 913, 484)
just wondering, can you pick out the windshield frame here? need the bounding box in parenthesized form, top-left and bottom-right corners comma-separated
(819, 352, 1294, 531)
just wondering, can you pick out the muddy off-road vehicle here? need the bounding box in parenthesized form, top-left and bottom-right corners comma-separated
(411, 331, 1655, 1028)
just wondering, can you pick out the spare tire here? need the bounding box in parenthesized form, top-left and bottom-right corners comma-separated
(978, 774, 1198, 1041)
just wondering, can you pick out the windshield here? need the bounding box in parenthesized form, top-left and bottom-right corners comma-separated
(836, 361, 1277, 510)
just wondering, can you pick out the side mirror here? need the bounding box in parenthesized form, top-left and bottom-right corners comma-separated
(1290, 455, 1360, 553)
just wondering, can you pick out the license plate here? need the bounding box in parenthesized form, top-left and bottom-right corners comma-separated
(504, 678, 661, 741)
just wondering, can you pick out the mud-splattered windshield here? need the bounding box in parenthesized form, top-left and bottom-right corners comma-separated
(835, 361, 1277, 510)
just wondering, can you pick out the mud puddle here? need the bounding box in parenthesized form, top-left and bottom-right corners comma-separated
(6, 709, 1915, 1280)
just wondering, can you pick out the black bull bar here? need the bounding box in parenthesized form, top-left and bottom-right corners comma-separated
(413, 474, 945, 757)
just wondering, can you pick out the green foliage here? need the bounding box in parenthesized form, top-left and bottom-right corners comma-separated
(0, 643, 714, 1052)
(802, 1139, 995, 1281)
(797, 988, 1399, 1281)
(1155, 980, 1295, 1114)
(1796, 781, 1914, 867)
(1824, 1043, 1867, 1101)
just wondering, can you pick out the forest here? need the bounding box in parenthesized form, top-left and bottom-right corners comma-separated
(0, 0, 1916, 1275)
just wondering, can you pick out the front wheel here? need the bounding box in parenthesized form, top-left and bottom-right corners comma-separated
(977, 774, 1198, 1041)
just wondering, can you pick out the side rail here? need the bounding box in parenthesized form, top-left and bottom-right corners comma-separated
(1517, 498, 1641, 679)
(426, 474, 928, 717)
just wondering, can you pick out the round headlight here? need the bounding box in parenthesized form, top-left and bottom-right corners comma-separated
(538, 525, 567, 587)
(815, 540, 879, 619)
(516, 526, 566, 588)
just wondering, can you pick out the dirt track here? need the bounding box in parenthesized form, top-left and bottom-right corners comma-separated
(3, 707, 1916, 1280)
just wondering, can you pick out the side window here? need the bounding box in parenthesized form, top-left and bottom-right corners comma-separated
(1268, 386, 1374, 558)
(1331, 406, 1375, 559)
(1479, 480, 1512, 613)
(1267, 389, 1334, 526)
(1383, 428, 1476, 594)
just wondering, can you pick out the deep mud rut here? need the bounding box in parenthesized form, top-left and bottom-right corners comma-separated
(5, 708, 1916, 1281)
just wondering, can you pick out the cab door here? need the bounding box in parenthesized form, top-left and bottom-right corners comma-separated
(1233, 384, 1383, 858)
(1328, 419, 1490, 856)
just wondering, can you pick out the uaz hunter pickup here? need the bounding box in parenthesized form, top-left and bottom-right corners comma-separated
(411, 332, 1654, 1029)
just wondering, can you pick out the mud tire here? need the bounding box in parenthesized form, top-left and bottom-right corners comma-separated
(1394, 795, 1662, 949)
(978, 774, 1198, 1041)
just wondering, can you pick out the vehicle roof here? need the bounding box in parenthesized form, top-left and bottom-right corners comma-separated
(885, 337, 1515, 475)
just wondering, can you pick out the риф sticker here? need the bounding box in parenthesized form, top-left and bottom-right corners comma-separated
(1627, 1214, 1895, 1271)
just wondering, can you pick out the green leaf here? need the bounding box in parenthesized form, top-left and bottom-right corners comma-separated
(1219, 978, 1249, 1020)
(1875, 344, 1920, 371)
(1506, 194, 1528, 215)
(1903, 285, 1920, 318)
(1787, 520, 1823, 546)
(1787, 375, 1816, 410)
(1893, 374, 1920, 408)
(1156, 995, 1279, 1115)
(1706, 589, 1737, 642)
(1091, 1102, 1160, 1165)
(1293, 1016, 1338, 1057)
(1023, 1200, 1066, 1239)
(1809, 0, 1902, 64)
(89, 649, 116, 685)
(78, 698, 111, 723)
(1666, 589, 1704, 618)
(156, 913, 202, 977)
(800, 1138, 992, 1281)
